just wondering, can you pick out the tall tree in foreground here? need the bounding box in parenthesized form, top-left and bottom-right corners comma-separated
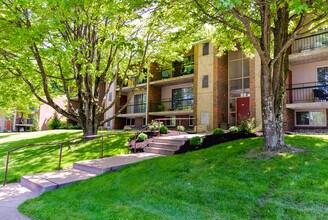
(165, 0, 328, 150)
(0, 0, 181, 135)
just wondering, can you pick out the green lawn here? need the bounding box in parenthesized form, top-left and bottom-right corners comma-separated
(0, 130, 134, 184)
(19, 135, 328, 219)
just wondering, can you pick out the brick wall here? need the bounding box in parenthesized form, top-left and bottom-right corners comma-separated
(148, 85, 161, 114)
(215, 52, 228, 129)
(249, 58, 256, 118)
(284, 108, 295, 131)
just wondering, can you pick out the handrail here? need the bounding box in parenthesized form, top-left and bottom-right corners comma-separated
(2, 133, 115, 186)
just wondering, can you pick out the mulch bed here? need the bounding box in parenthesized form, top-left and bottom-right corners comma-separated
(175, 132, 258, 154)
(129, 130, 188, 152)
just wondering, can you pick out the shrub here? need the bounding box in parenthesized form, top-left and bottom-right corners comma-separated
(68, 124, 75, 129)
(3, 129, 8, 133)
(160, 126, 168, 134)
(239, 117, 256, 133)
(212, 128, 224, 135)
(48, 113, 61, 130)
(136, 133, 148, 142)
(59, 120, 67, 129)
(190, 136, 203, 146)
(177, 125, 185, 132)
(148, 121, 163, 131)
(31, 118, 39, 131)
(229, 126, 239, 133)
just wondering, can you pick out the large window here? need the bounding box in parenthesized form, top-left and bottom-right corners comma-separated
(172, 87, 194, 111)
(296, 111, 326, 126)
(133, 94, 147, 113)
(203, 42, 209, 55)
(228, 50, 250, 125)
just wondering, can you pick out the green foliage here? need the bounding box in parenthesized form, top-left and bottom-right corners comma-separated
(239, 117, 256, 133)
(59, 120, 67, 129)
(177, 125, 185, 132)
(190, 136, 203, 146)
(48, 113, 61, 130)
(212, 128, 224, 135)
(3, 130, 8, 133)
(148, 121, 163, 131)
(157, 103, 165, 111)
(136, 133, 148, 142)
(160, 126, 168, 134)
(229, 126, 240, 133)
(31, 117, 39, 132)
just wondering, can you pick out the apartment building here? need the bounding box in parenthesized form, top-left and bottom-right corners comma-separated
(285, 29, 328, 130)
(103, 29, 328, 132)
(105, 40, 262, 131)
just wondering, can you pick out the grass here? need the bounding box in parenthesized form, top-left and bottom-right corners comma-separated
(0, 130, 134, 184)
(19, 135, 328, 219)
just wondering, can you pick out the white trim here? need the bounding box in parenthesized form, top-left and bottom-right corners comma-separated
(294, 109, 327, 127)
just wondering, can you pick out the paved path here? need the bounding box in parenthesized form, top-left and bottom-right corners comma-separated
(0, 183, 38, 220)
(1, 152, 161, 219)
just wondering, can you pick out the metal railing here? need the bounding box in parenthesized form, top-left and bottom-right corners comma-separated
(2, 134, 116, 186)
(149, 98, 194, 112)
(291, 29, 328, 54)
(116, 102, 147, 114)
(16, 118, 34, 125)
(286, 82, 328, 103)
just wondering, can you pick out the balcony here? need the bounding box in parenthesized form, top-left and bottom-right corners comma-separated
(290, 29, 328, 64)
(286, 82, 328, 109)
(16, 118, 34, 126)
(149, 98, 194, 116)
(116, 102, 146, 117)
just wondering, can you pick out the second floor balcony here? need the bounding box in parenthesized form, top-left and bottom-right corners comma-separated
(149, 98, 194, 113)
(16, 118, 34, 125)
(286, 82, 328, 104)
(116, 102, 146, 115)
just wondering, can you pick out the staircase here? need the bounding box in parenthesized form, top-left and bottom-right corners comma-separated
(144, 134, 202, 155)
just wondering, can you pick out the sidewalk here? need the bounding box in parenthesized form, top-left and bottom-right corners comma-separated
(0, 183, 38, 220)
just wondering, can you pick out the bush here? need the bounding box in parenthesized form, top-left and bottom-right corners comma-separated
(177, 125, 185, 132)
(31, 117, 39, 132)
(48, 113, 61, 130)
(190, 136, 203, 146)
(148, 121, 163, 131)
(136, 133, 148, 142)
(212, 128, 224, 135)
(59, 120, 67, 129)
(239, 117, 256, 133)
(3, 129, 8, 133)
(229, 126, 239, 133)
(160, 126, 168, 134)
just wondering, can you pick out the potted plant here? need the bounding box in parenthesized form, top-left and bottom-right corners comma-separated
(157, 103, 165, 111)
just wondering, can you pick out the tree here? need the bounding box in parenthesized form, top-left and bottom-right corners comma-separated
(0, 0, 184, 135)
(161, 0, 328, 151)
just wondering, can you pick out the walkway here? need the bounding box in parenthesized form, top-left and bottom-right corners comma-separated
(0, 152, 161, 219)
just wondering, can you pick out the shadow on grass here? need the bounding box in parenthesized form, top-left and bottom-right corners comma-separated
(0, 131, 132, 184)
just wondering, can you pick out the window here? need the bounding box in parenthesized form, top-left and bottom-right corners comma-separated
(106, 121, 111, 128)
(165, 116, 176, 127)
(189, 115, 194, 127)
(317, 67, 328, 93)
(133, 94, 147, 113)
(108, 92, 113, 101)
(126, 118, 135, 126)
(202, 42, 209, 55)
(171, 87, 194, 110)
(202, 75, 209, 88)
(296, 111, 326, 126)
(142, 118, 147, 127)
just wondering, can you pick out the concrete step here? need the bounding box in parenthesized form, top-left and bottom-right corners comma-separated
(73, 153, 161, 174)
(152, 137, 187, 145)
(144, 147, 176, 155)
(20, 168, 96, 193)
(148, 142, 180, 150)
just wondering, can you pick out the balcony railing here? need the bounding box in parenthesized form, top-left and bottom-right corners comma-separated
(291, 29, 328, 54)
(116, 102, 146, 114)
(286, 82, 328, 104)
(150, 98, 194, 112)
(16, 118, 34, 125)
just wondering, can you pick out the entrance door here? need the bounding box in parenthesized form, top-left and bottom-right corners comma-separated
(120, 95, 127, 114)
(236, 97, 250, 124)
(6, 119, 11, 131)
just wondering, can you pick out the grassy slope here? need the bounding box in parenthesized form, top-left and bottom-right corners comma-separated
(0, 130, 133, 184)
(19, 135, 328, 219)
